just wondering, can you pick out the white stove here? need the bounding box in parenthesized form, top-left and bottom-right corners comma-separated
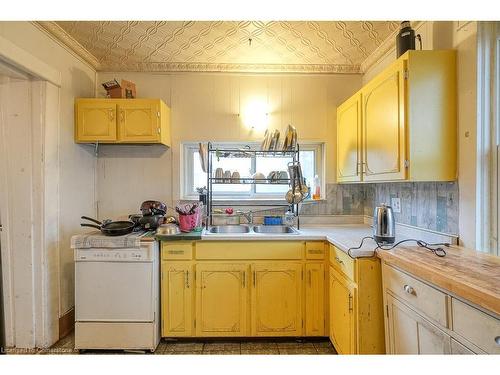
(72, 235, 160, 352)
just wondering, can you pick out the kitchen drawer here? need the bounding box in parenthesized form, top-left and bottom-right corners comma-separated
(450, 338, 476, 354)
(306, 241, 325, 260)
(161, 242, 194, 260)
(383, 264, 448, 328)
(451, 298, 500, 354)
(196, 241, 304, 260)
(329, 245, 355, 281)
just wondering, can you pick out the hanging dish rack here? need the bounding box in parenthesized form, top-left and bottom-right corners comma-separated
(205, 142, 301, 229)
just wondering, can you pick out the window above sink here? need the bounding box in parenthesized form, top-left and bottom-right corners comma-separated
(181, 141, 324, 201)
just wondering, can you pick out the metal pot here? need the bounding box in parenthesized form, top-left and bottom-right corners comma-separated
(156, 224, 181, 236)
(140, 201, 167, 216)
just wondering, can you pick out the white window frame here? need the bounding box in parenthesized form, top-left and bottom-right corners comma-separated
(181, 141, 325, 201)
(476, 22, 500, 256)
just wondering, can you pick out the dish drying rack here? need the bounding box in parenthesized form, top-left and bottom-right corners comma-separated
(205, 142, 301, 229)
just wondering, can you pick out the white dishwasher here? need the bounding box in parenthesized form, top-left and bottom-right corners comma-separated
(72, 235, 160, 352)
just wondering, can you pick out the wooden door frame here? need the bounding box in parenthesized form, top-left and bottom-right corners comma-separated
(0, 51, 61, 349)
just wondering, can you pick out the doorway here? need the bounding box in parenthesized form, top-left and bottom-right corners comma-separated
(0, 61, 60, 349)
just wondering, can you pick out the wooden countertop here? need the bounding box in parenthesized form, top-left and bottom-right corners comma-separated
(377, 245, 500, 316)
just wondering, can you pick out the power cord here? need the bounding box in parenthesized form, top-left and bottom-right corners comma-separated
(347, 237, 450, 259)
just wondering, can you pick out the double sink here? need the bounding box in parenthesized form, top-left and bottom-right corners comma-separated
(206, 225, 299, 235)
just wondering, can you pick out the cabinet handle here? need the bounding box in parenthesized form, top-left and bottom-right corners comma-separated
(253, 271, 256, 288)
(403, 284, 415, 295)
(185, 271, 189, 289)
(108, 109, 114, 121)
(335, 256, 344, 265)
(308, 270, 312, 286)
(495, 336, 500, 346)
(348, 293, 353, 312)
(120, 110, 124, 122)
(242, 271, 246, 288)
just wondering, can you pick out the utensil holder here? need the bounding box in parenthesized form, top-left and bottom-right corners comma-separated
(178, 212, 198, 232)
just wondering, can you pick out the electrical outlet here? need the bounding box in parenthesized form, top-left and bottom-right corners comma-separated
(391, 197, 401, 213)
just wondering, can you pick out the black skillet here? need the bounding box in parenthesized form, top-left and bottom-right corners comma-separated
(80, 216, 135, 236)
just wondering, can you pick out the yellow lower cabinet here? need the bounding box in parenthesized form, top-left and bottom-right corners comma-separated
(251, 263, 303, 336)
(161, 262, 194, 337)
(195, 263, 249, 336)
(305, 263, 325, 336)
(329, 266, 357, 354)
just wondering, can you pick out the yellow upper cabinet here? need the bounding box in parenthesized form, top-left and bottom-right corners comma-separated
(75, 100, 117, 142)
(362, 58, 406, 181)
(75, 98, 171, 146)
(337, 92, 362, 182)
(336, 50, 457, 183)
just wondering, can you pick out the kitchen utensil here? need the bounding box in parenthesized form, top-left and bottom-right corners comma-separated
(80, 216, 135, 236)
(373, 204, 396, 244)
(282, 124, 297, 151)
(156, 223, 181, 236)
(198, 143, 208, 173)
(140, 201, 167, 216)
(215, 168, 224, 183)
(267, 171, 277, 183)
(138, 214, 165, 230)
(285, 186, 304, 204)
(231, 171, 240, 183)
(252, 172, 265, 181)
(269, 130, 280, 151)
(261, 129, 270, 151)
(223, 170, 232, 183)
(164, 216, 178, 224)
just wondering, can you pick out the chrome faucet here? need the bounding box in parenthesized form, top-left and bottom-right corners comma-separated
(237, 210, 253, 224)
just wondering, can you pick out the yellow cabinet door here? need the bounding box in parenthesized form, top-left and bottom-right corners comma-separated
(305, 263, 325, 336)
(251, 263, 303, 336)
(337, 92, 362, 182)
(362, 58, 406, 181)
(386, 293, 451, 354)
(75, 100, 117, 142)
(195, 263, 249, 336)
(329, 266, 356, 354)
(161, 262, 193, 337)
(118, 99, 161, 143)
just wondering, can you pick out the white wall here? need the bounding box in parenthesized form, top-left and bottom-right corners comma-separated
(362, 21, 478, 249)
(0, 22, 97, 317)
(95, 72, 362, 219)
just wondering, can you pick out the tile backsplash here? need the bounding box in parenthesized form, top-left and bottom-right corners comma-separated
(299, 182, 459, 235)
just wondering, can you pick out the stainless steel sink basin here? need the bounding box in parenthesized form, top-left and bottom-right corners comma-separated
(208, 225, 251, 234)
(252, 225, 299, 234)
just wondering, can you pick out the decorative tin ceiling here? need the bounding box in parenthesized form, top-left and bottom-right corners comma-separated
(38, 21, 401, 73)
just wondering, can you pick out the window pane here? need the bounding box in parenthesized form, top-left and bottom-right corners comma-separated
(192, 151, 206, 192)
(255, 156, 291, 194)
(299, 151, 315, 192)
(212, 156, 252, 193)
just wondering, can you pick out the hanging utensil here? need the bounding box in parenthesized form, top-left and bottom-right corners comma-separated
(198, 143, 208, 173)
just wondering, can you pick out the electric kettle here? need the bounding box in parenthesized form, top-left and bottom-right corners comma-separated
(373, 204, 396, 244)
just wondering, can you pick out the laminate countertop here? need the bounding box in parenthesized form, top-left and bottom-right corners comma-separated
(377, 244, 500, 316)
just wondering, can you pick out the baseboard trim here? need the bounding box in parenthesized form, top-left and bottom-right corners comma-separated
(59, 308, 75, 339)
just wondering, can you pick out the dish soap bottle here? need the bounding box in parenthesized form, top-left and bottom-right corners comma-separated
(312, 174, 321, 200)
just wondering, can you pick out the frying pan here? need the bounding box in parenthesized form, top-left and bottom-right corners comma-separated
(80, 216, 135, 236)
